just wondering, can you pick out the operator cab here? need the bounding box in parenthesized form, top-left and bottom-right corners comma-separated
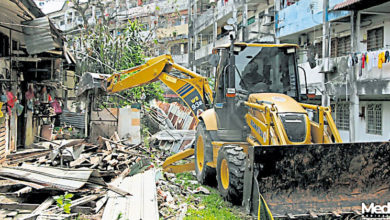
(212, 43, 301, 140)
(214, 43, 300, 102)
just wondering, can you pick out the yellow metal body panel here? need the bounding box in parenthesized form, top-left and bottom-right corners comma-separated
(199, 109, 218, 130)
(244, 97, 343, 146)
(248, 93, 307, 113)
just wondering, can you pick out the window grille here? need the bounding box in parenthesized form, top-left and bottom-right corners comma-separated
(367, 104, 382, 135)
(333, 103, 349, 130)
(367, 27, 384, 51)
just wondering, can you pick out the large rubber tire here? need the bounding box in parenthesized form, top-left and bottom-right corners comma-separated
(194, 121, 216, 185)
(216, 145, 246, 205)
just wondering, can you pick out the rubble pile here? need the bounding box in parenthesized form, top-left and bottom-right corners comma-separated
(0, 133, 160, 219)
(0, 100, 213, 219)
(156, 172, 211, 219)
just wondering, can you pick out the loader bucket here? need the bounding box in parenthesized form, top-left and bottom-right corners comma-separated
(243, 142, 390, 218)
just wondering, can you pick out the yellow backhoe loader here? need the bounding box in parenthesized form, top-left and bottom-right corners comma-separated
(83, 42, 390, 219)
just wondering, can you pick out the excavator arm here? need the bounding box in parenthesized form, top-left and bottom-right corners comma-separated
(106, 54, 213, 119)
(106, 54, 213, 173)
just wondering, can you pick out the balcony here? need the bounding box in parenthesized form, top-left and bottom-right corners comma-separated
(194, 1, 236, 34)
(298, 49, 390, 96)
(277, 0, 350, 38)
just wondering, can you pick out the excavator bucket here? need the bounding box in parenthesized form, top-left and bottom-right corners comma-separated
(244, 141, 390, 218)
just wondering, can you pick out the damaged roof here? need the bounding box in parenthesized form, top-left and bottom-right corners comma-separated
(333, 0, 389, 10)
(22, 16, 63, 55)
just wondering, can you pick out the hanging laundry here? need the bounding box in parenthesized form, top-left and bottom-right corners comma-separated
(378, 51, 385, 69)
(50, 99, 62, 115)
(361, 53, 365, 69)
(25, 85, 34, 100)
(367, 52, 373, 71)
(0, 102, 3, 118)
(373, 51, 379, 68)
(348, 55, 353, 68)
(16, 103, 24, 116)
(385, 51, 389, 63)
(353, 53, 359, 66)
(1, 95, 6, 103)
(6, 91, 17, 108)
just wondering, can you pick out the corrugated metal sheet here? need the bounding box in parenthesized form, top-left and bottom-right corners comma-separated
(0, 119, 8, 163)
(21, 17, 60, 55)
(60, 110, 85, 129)
(0, 164, 105, 191)
(333, 0, 360, 10)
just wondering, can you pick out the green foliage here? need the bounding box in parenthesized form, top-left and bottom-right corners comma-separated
(172, 173, 243, 220)
(70, 19, 164, 106)
(55, 192, 74, 214)
(185, 192, 241, 220)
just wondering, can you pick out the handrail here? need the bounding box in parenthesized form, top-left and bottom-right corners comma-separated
(300, 103, 342, 143)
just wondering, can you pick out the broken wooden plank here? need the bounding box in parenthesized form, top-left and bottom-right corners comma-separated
(95, 195, 108, 213)
(104, 141, 112, 151)
(102, 169, 158, 220)
(0, 203, 93, 214)
(19, 197, 55, 220)
(15, 186, 32, 197)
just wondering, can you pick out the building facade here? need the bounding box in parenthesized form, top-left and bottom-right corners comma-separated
(188, 0, 277, 76)
(0, 0, 74, 162)
(189, 0, 390, 142)
(275, 0, 390, 142)
(36, 0, 190, 66)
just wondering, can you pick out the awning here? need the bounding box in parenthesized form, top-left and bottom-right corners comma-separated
(22, 16, 63, 55)
(333, 0, 389, 11)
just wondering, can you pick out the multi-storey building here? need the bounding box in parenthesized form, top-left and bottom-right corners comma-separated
(35, 0, 190, 66)
(188, 0, 276, 76)
(274, 0, 390, 142)
(191, 0, 390, 142)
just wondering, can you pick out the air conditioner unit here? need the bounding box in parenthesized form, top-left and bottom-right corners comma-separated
(299, 35, 308, 47)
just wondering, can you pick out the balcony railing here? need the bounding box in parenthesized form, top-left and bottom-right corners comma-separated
(194, 1, 235, 33)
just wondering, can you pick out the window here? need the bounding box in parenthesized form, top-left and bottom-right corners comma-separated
(331, 36, 351, 57)
(269, 7, 274, 22)
(366, 104, 382, 135)
(334, 103, 349, 130)
(367, 27, 383, 51)
(314, 42, 322, 58)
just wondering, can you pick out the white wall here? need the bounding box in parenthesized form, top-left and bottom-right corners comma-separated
(337, 101, 390, 142)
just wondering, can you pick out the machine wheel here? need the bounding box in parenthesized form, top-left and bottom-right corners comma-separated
(216, 145, 245, 204)
(195, 121, 216, 185)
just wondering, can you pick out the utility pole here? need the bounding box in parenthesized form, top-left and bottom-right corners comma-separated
(188, 0, 194, 70)
(321, 0, 330, 107)
(242, 0, 248, 41)
(274, 0, 280, 43)
(212, 5, 217, 77)
(349, 10, 359, 142)
(193, 0, 197, 73)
